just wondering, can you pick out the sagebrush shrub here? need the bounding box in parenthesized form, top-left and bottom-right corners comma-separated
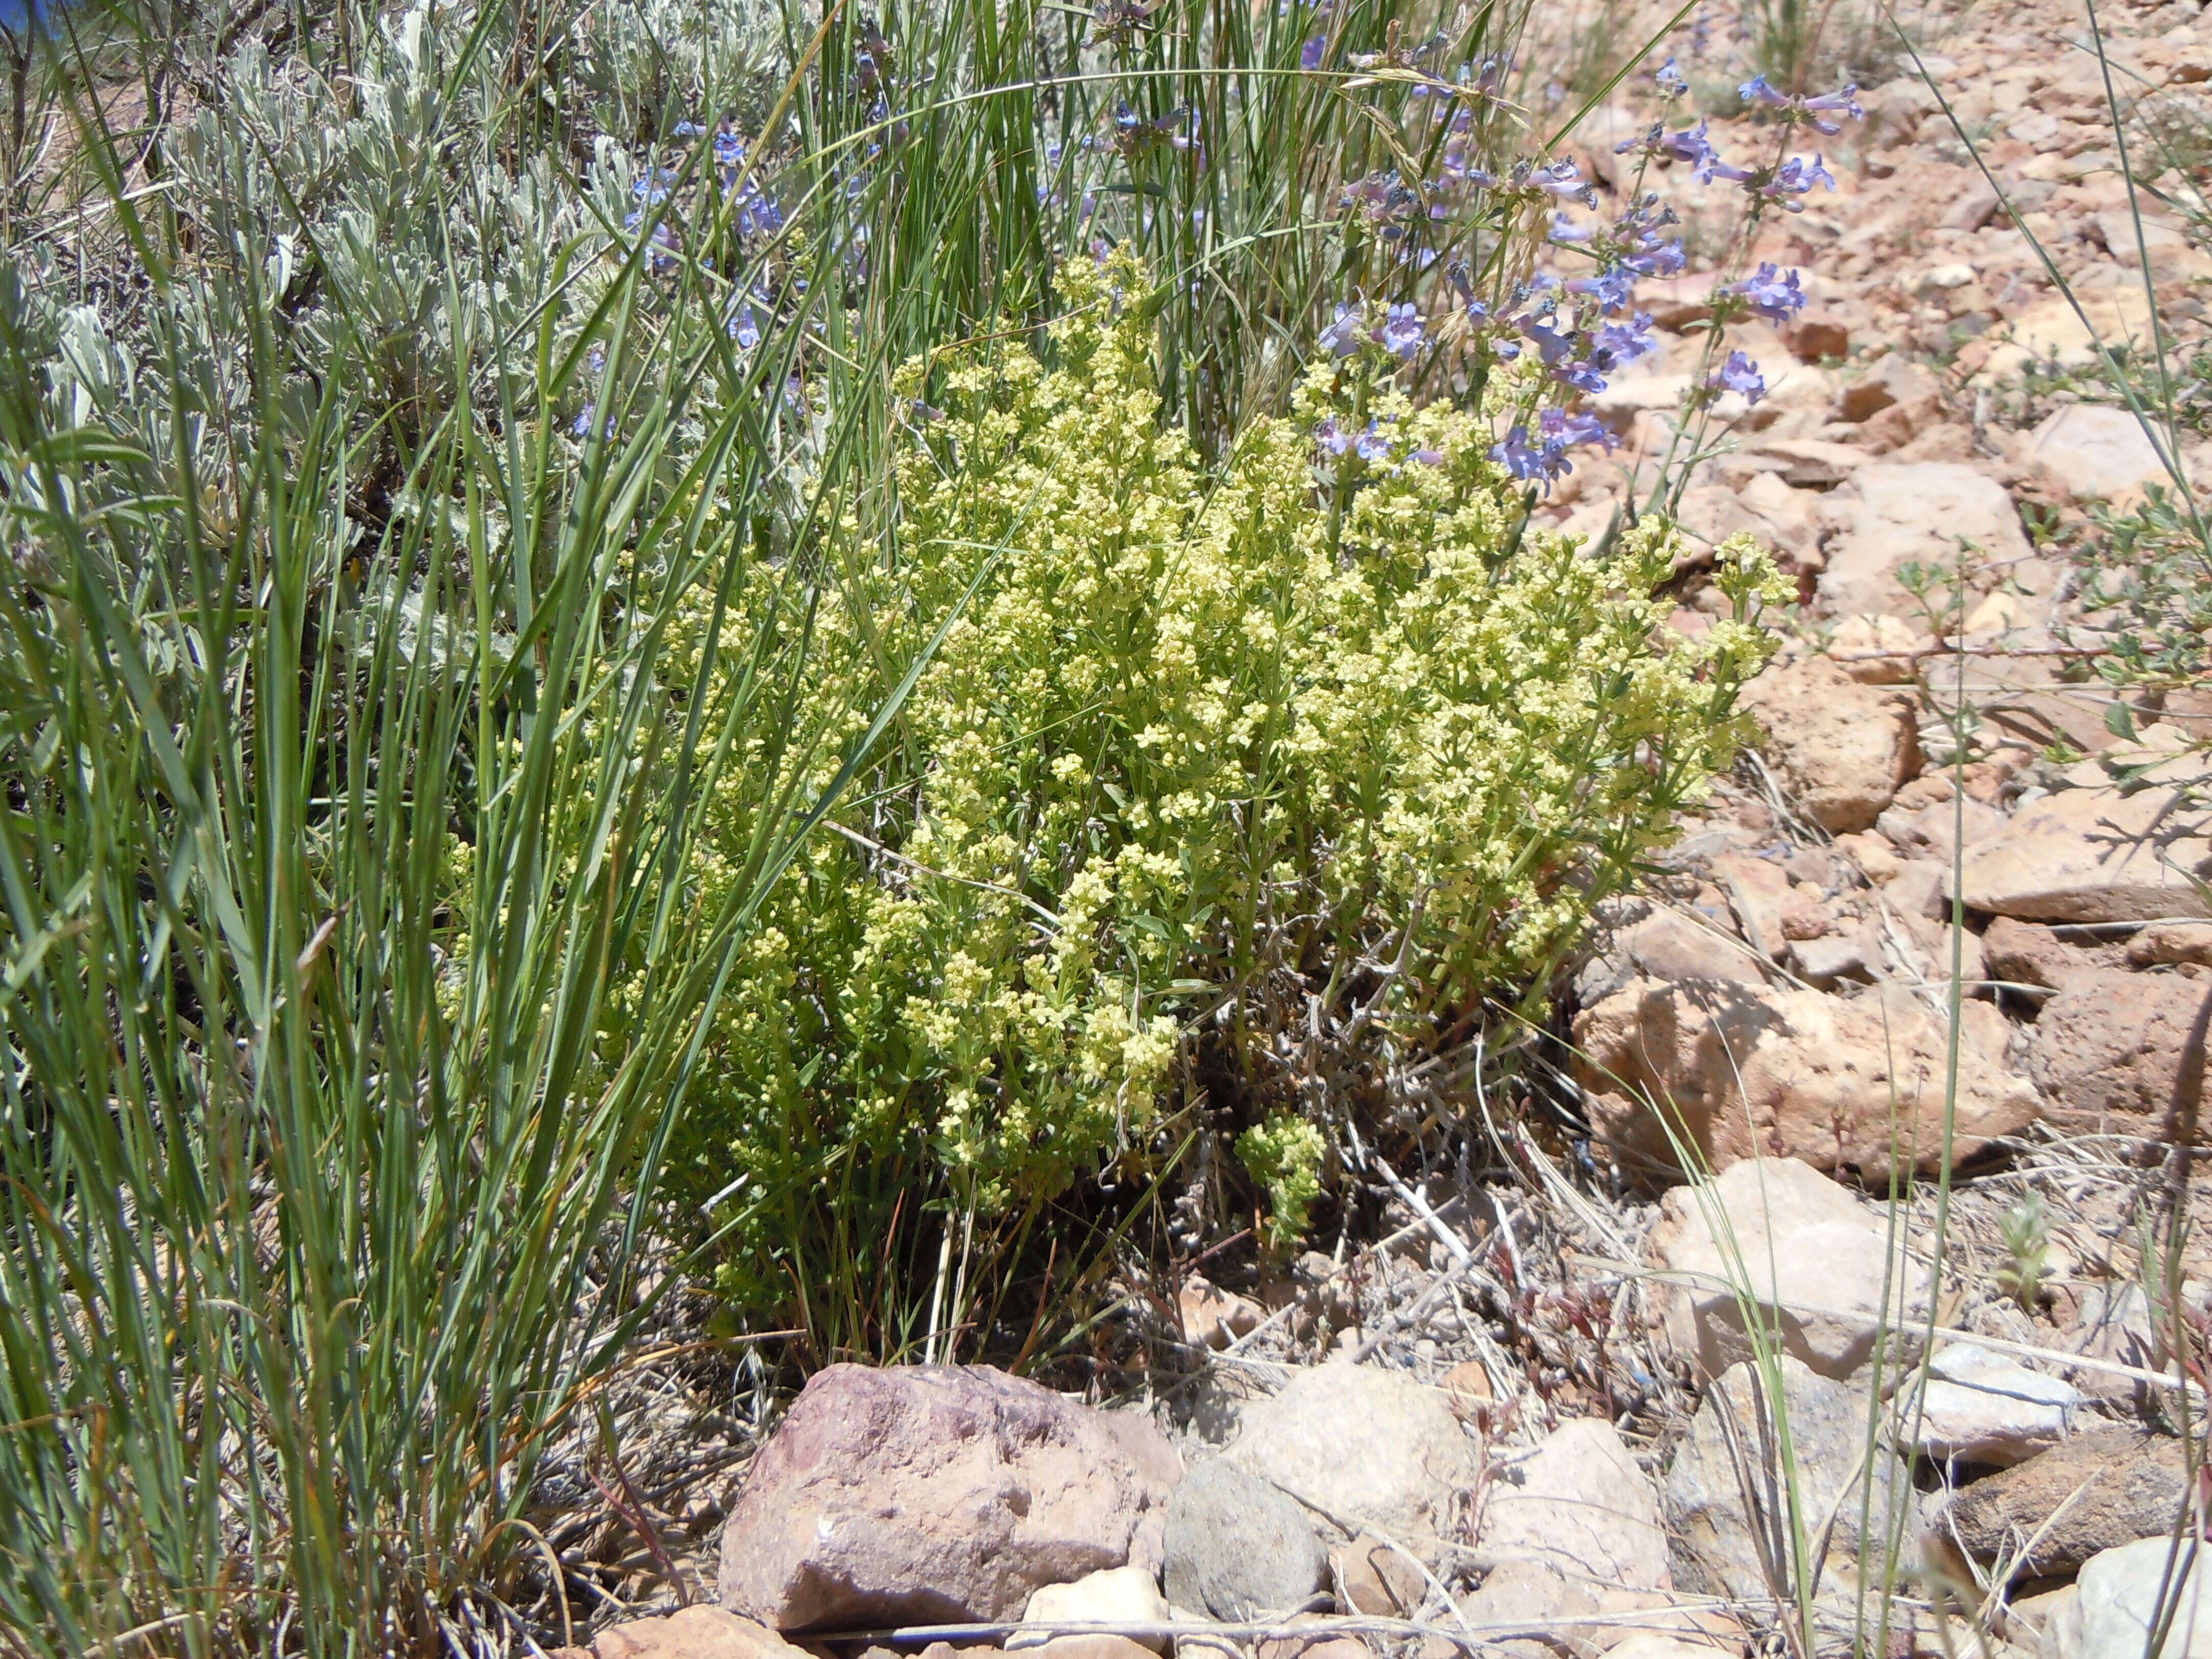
(664, 253, 1780, 1315)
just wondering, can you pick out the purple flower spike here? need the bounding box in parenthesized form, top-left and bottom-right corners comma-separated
(1733, 262, 1807, 321)
(1410, 448, 1445, 465)
(1355, 422, 1394, 462)
(1739, 72, 1788, 105)
(1714, 349, 1767, 405)
(1655, 56, 1689, 97)
(1301, 33, 1327, 69)
(1663, 119, 1719, 172)
(1316, 416, 1355, 457)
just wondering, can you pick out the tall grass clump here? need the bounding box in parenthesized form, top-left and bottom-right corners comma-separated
(0, 0, 935, 1649)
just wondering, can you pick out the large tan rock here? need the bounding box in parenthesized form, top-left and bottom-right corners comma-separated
(1814, 463, 2033, 623)
(2026, 967, 2212, 1139)
(717, 1364, 1181, 1630)
(1643, 1158, 1931, 1381)
(1577, 981, 2043, 1182)
(2022, 404, 2172, 504)
(597, 1609, 815, 1659)
(1739, 658, 1920, 833)
(1476, 1417, 1672, 1590)
(1220, 1364, 1475, 1563)
(1955, 786, 2212, 923)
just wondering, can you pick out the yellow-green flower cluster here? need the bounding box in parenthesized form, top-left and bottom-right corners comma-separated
(667, 250, 1778, 1283)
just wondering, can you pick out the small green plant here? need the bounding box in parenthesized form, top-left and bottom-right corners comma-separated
(1996, 1193, 2052, 1310)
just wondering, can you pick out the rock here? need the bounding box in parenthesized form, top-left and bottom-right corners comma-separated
(1824, 613, 1933, 684)
(597, 1610, 817, 1659)
(1161, 1458, 1330, 1620)
(1179, 1278, 1264, 1349)
(1577, 980, 2043, 1182)
(1031, 1640, 1165, 1659)
(1663, 1355, 1918, 1600)
(2055, 1284, 2165, 1399)
(1983, 918, 2108, 994)
(717, 1364, 1182, 1630)
(1604, 1639, 1741, 1659)
(1011, 1570, 1175, 1653)
(1338, 1531, 1429, 1617)
(1477, 1418, 1671, 1590)
(1576, 902, 1763, 1006)
(1220, 1364, 1476, 1562)
(1790, 929, 1881, 988)
(2044, 1537, 2212, 1659)
(1906, 1345, 2083, 1467)
(1975, 290, 2156, 385)
(1938, 1429, 2190, 1579)
(2022, 405, 2172, 504)
(2131, 922, 2212, 968)
(1814, 463, 2033, 624)
(1784, 313, 1850, 363)
(1739, 658, 1921, 834)
(1956, 786, 2212, 923)
(1643, 1158, 1930, 1382)
(1253, 1619, 1374, 1659)
(1875, 796, 2008, 863)
(1456, 1559, 1601, 1655)
(2025, 967, 2212, 1141)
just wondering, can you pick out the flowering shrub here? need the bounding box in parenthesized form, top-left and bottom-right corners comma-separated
(667, 253, 1781, 1300)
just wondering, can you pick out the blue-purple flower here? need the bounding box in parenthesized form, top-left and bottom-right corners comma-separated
(1301, 33, 1327, 69)
(1320, 303, 1364, 355)
(1380, 303, 1426, 357)
(1713, 349, 1767, 404)
(1655, 56, 1689, 97)
(1732, 262, 1807, 321)
(1761, 153, 1836, 209)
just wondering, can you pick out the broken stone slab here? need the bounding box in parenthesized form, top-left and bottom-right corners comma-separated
(595, 1609, 818, 1659)
(1954, 786, 2212, 924)
(1813, 462, 2033, 624)
(717, 1364, 1182, 1630)
(2026, 967, 2212, 1142)
(1011, 1569, 1176, 1653)
(1642, 1158, 1931, 1382)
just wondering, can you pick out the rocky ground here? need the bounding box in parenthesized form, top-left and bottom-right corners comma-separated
(516, 0, 2211, 1654)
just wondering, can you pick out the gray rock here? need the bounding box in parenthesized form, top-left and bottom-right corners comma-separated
(1221, 1363, 1476, 1562)
(1663, 1355, 1918, 1600)
(1162, 1459, 1330, 1620)
(2044, 1537, 2212, 1659)
(717, 1364, 1182, 1630)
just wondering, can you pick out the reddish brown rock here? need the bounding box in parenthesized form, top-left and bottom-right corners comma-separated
(1981, 917, 2112, 994)
(2026, 967, 2212, 1140)
(717, 1364, 1181, 1631)
(1577, 981, 2042, 1180)
(1938, 1429, 2190, 1579)
(1739, 658, 1921, 835)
